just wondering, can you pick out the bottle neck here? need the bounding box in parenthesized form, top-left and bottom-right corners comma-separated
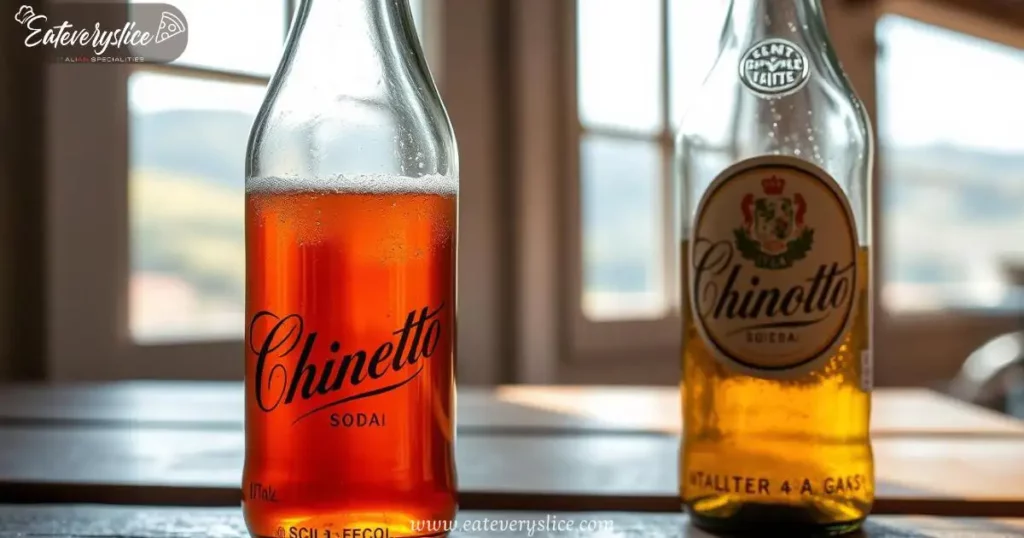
(293, 0, 413, 40)
(286, 0, 419, 98)
(722, 0, 827, 46)
(251, 0, 452, 180)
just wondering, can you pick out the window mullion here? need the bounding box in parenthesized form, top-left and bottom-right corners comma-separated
(580, 125, 662, 142)
(134, 63, 270, 87)
(659, 0, 670, 129)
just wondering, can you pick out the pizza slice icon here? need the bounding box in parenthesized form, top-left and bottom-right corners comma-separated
(155, 11, 186, 44)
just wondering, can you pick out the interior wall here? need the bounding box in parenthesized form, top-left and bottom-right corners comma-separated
(868, 0, 1024, 387)
(882, 316, 1024, 386)
(438, 0, 511, 385)
(0, 16, 47, 381)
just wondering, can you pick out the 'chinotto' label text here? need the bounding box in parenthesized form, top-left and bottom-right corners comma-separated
(248, 304, 444, 424)
(689, 156, 859, 377)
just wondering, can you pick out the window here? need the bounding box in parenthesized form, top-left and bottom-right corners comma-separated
(128, 0, 427, 343)
(569, 0, 727, 358)
(568, 2, 1023, 366)
(877, 15, 1024, 314)
(576, 0, 727, 322)
(47, 0, 430, 380)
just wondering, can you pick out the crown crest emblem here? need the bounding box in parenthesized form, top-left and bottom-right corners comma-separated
(761, 176, 785, 195)
(735, 173, 813, 270)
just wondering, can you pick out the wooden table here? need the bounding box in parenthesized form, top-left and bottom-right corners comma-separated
(4, 383, 1024, 436)
(1, 383, 1024, 534)
(1, 506, 1023, 537)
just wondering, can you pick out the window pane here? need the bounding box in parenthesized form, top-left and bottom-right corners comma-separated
(581, 135, 666, 320)
(669, 0, 729, 125)
(877, 16, 1024, 312)
(577, 0, 662, 133)
(153, 0, 286, 76)
(129, 73, 266, 342)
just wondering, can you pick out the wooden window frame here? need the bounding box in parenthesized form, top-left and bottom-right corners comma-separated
(43, 0, 1022, 385)
(44, 0, 509, 383)
(45, 0, 301, 380)
(871, 0, 1024, 385)
(510, 0, 1023, 385)
(565, 0, 682, 365)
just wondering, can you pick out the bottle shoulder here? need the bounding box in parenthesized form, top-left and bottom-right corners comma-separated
(246, 77, 457, 181)
(675, 40, 873, 235)
(676, 59, 871, 163)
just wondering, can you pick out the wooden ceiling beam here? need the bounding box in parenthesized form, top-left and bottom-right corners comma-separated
(845, 0, 1024, 49)
(844, 0, 1024, 26)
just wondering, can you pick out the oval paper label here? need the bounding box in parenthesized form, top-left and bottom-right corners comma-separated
(688, 155, 859, 377)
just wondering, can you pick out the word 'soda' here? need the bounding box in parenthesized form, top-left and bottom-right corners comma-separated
(250, 305, 444, 420)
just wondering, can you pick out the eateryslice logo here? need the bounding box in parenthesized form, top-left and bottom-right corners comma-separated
(14, 4, 186, 56)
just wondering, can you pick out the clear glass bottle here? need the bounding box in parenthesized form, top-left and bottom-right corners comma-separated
(243, 1, 458, 537)
(677, 0, 874, 534)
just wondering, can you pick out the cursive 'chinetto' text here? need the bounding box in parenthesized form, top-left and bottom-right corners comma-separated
(249, 304, 444, 423)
